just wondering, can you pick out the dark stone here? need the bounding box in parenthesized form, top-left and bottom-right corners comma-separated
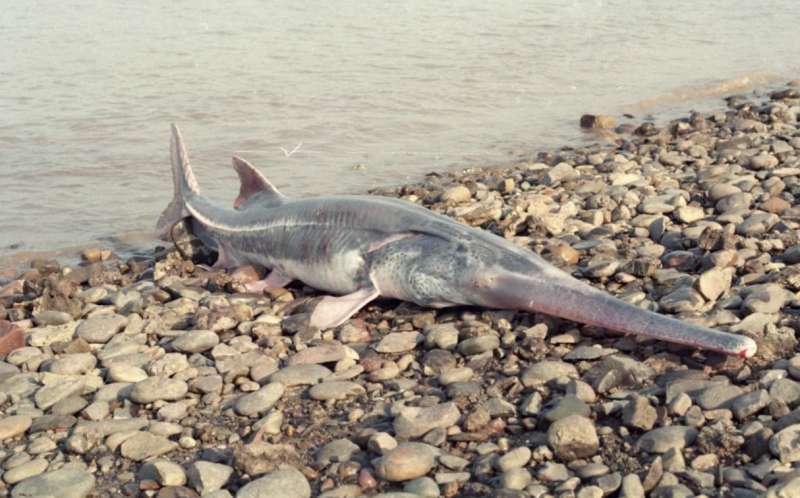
(422, 349, 456, 374)
(446, 381, 483, 401)
(39, 276, 82, 319)
(698, 227, 739, 251)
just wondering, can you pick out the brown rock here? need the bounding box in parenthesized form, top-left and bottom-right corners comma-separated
(698, 227, 738, 251)
(546, 245, 579, 265)
(0, 280, 24, 295)
(230, 264, 267, 288)
(39, 276, 82, 319)
(64, 262, 105, 285)
(0, 320, 25, 355)
(580, 115, 616, 130)
(760, 197, 791, 214)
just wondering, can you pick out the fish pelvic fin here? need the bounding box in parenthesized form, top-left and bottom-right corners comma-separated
(232, 156, 285, 210)
(155, 124, 203, 237)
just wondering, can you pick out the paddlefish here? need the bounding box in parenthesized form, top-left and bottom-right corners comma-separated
(156, 124, 757, 358)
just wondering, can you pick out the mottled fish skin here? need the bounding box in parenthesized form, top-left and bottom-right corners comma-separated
(158, 124, 758, 358)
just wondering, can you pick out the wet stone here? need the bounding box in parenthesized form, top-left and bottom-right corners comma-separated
(580, 115, 616, 130)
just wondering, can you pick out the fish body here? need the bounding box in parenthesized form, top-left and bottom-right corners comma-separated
(157, 125, 758, 358)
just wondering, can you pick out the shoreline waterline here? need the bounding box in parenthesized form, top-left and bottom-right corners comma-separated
(2, 79, 797, 271)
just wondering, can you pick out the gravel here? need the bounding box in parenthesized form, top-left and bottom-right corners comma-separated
(2, 87, 800, 497)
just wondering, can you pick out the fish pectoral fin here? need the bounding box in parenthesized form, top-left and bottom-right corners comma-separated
(246, 271, 294, 294)
(308, 286, 381, 330)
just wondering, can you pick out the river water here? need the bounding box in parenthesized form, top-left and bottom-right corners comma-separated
(1, 0, 799, 265)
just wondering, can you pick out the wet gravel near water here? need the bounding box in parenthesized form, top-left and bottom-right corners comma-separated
(3, 86, 800, 498)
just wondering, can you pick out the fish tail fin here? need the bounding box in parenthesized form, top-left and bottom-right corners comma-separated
(155, 124, 202, 237)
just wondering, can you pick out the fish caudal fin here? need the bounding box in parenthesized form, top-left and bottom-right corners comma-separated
(231, 156, 284, 210)
(155, 124, 202, 237)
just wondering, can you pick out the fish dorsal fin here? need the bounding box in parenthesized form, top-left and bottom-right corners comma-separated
(232, 156, 284, 210)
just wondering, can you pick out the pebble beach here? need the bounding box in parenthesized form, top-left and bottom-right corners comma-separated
(3, 86, 800, 498)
